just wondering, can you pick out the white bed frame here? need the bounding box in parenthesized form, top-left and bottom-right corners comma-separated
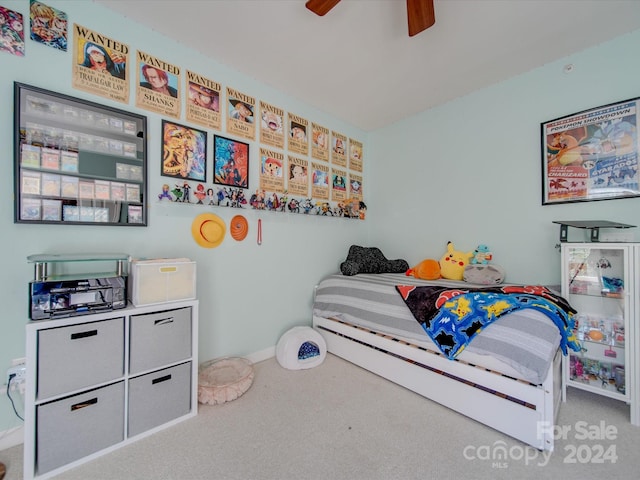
(313, 315, 562, 452)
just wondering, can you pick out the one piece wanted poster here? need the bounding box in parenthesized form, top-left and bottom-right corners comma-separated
(226, 87, 256, 141)
(259, 148, 285, 193)
(543, 99, 640, 204)
(349, 138, 363, 172)
(311, 162, 329, 200)
(136, 50, 181, 119)
(311, 123, 329, 162)
(331, 131, 347, 168)
(259, 101, 285, 150)
(288, 113, 309, 156)
(349, 172, 363, 200)
(186, 70, 221, 131)
(72, 24, 129, 104)
(331, 167, 347, 202)
(287, 155, 309, 197)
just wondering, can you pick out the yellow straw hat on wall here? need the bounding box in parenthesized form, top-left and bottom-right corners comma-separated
(192, 213, 226, 248)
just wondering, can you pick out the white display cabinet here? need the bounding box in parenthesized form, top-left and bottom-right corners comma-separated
(561, 243, 638, 425)
(23, 299, 199, 479)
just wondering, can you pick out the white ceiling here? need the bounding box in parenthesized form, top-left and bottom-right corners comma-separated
(94, 0, 640, 132)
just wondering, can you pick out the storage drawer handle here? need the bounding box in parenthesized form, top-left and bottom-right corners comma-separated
(152, 374, 172, 385)
(154, 317, 174, 326)
(70, 329, 98, 340)
(71, 397, 98, 411)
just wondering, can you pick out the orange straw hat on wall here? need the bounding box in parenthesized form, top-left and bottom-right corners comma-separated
(192, 213, 226, 248)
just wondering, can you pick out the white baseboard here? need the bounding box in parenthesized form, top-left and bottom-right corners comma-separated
(245, 346, 275, 364)
(0, 425, 24, 451)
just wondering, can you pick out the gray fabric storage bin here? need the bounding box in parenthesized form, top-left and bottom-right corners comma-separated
(128, 362, 192, 437)
(129, 307, 191, 374)
(36, 381, 125, 475)
(37, 317, 125, 400)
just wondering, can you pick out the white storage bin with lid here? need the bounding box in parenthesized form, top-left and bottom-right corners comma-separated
(129, 258, 196, 306)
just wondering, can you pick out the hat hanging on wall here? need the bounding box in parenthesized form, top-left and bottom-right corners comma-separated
(229, 214, 249, 241)
(192, 213, 226, 248)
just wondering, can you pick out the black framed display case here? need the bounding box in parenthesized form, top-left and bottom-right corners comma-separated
(14, 82, 148, 226)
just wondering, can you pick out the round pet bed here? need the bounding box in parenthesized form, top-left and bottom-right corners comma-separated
(276, 326, 327, 370)
(198, 357, 254, 405)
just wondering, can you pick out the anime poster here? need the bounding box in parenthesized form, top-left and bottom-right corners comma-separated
(331, 131, 347, 168)
(213, 135, 250, 189)
(287, 155, 309, 197)
(161, 120, 207, 182)
(542, 98, 640, 204)
(226, 87, 255, 141)
(72, 24, 129, 104)
(311, 162, 329, 200)
(349, 172, 363, 200)
(331, 167, 347, 202)
(136, 50, 180, 118)
(0, 6, 24, 56)
(288, 113, 309, 156)
(349, 138, 363, 172)
(30, 1, 67, 51)
(186, 69, 221, 131)
(259, 148, 285, 193)
(259, 101, 284, 149)
(311, 122, 329, 162)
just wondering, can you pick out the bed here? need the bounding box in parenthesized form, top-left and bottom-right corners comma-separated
(312, 273, 577, 452)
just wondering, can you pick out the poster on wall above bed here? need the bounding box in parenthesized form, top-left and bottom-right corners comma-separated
(542, 97, 640, 205)
(226, 87, 256, 141)
(72, 24, 128, 104)
(259, 101, 284, 149)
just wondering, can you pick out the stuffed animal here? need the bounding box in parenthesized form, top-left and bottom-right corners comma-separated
(406, 258, 441, 280)
(439, 241, 474, 281)
(471, 244, 493, 265)
(406, 241, 474, 281)
(340, 245, 409, 276)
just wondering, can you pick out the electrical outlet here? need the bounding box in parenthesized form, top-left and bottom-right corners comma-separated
(7, 364, 27, 394)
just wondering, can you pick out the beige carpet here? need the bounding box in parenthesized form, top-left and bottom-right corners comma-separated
(1, 353, 639, 480)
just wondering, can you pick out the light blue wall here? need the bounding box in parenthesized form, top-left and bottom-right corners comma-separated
(0, 0, 368, 432)
(368, 29, 640, 284)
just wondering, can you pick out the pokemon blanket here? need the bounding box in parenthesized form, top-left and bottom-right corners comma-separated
(395, 284, 581, 360)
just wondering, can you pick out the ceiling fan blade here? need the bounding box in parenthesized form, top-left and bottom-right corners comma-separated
(407, 0, 435, 37)
(305, 0, 341, 16)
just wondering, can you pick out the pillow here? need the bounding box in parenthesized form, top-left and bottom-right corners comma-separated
(340, 245, 409, 276)
(463, 264, 506, 285)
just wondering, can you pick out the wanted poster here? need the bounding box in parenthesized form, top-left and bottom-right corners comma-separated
(331, 168, 347, 202)
(331, 131, 347, 167)
(311, 122, 329, 162)
(311, 162, 329, 200)
(288, 113, 309, 156)
(186, 70, 221, 130)
(349, 138, 363, 172)
(259, 101, 285, 149)
(226, 87, 256, 141)
(349, 172, 363, 200)
(287, 155, 309, 197)
(259, 148, 285, 193)
(72, 24, 129, 104)
(136, 50, 181, 118)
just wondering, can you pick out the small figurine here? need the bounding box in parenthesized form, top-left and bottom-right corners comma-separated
(158, 183, 173, 201)
(471, 244, 493, 265)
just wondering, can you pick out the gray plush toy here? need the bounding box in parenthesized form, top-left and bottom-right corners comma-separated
(340, 245, 409, 276)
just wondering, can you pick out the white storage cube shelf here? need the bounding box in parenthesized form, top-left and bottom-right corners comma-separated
(24, 299, 199, 480)
(129, 260, 196, 306)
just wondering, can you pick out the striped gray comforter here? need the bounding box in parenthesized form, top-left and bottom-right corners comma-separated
(313, 273, 562, 384)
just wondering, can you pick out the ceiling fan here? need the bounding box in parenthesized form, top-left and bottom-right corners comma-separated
(305, 0, 435, 37)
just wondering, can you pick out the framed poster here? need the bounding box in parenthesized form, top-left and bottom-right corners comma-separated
(213, 135, 249, 189)
(161, 120, 206, 182)
(542, 97, 640, 205)
(14, 82, 147, 226)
